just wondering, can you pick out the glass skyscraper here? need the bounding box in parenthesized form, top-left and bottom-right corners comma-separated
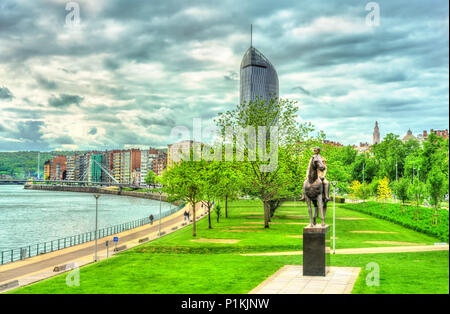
(240, 46, 279, 105)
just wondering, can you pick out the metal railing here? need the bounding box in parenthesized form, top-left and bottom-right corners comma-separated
(0, 202, 185, 266)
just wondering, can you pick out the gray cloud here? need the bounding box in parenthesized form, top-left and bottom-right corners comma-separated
(15, 120, 45, 141)
(88, 127, 98, 135)
(48, 94, 84, 108)
(0, 0, 448, 149)
(35, 75, 58, 90)
(53, 135, 75, 145)
(0, 86, 13, 100)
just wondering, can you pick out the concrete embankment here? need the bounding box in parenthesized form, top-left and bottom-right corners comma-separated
(24, 184, 182, 205)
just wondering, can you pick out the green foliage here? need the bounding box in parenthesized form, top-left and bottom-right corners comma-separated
(160, 160, 204, 236)
(144, 170, 157, 186)
(426, 167, 446, 209)
(408, 178, 425, 206)
(341, 201, 449, 242)
(215, 97, 322, 227)
(356, 182, 371, 202)
(214, 204, 221, 223)
(0, 151, 81, 178)
(392, 177, 409, 204)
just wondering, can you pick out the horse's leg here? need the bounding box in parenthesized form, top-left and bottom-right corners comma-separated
(323, 196, 328, 224)
(306, 197, 313, 227)
(318, 194, 325, 226)
(312, 199, 317, 225)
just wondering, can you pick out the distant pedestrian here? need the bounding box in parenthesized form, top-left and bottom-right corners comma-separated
(149, 214, 154, 225)
(187, 211, 190, 222)
(184, 210, 188, 221)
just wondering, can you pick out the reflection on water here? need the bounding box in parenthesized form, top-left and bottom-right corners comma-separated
(0, 185, 175, 250)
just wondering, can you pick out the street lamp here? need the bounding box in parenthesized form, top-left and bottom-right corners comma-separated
(395, 160, 398, 182)
(93, 194, 100, 262)
(331, 181, 338, 255)
(158, 190, 162, 237)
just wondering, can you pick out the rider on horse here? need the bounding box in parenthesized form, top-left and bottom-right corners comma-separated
(300, 147, 330, 202)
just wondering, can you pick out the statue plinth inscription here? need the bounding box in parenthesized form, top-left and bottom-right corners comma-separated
(303, 224, 330, 276)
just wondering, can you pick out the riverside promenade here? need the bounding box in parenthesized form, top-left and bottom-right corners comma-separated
(0, 202, 208, 293)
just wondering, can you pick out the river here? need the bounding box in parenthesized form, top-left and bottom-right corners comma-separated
(0, 185, 176, 251)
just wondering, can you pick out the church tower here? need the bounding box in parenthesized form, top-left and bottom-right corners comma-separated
(373, 121, 381, 145)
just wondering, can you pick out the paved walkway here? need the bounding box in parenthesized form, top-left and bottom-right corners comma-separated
(241, 244, 449, 256)
(249, 265, 361, 294)
(0, 203, 208, 292)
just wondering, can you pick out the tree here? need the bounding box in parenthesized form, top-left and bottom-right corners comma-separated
(215, 97, 321, 228)
(408, 177, 424, 220)
(214, 161, 243, 218)
(160, 161, 203, 237)
(144, 170, 157, 187)
(372, 133, 407, 182)
(426, 167, 446, 224)
(214, 204, 221, 223)
(377, 176, 392, 206)
(199, 160, 221, 229)
(392, 177, 409, 212)
(356, 182, 371, 206)
(350, 180, 362, 199)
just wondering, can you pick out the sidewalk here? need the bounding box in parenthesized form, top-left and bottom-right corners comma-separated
(0, 202, 208, 293)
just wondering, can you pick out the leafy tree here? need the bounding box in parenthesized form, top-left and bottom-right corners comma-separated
(408, 177, 425, 220)
(199, 160, 221, 229)
(144, 170, 157, 187)
(377, 176, 392, 204)
(214, 204, 221, 223)
(350, 180, 362, 199)
(392, 177, 410, 212)
(356, 182, 371, 206)
(160, 161, 203, 237)
(372, 133, 407, 182)
(214, 161, 243, 218)
(215, 98, 321, 228)
(426, 167, 446, 224)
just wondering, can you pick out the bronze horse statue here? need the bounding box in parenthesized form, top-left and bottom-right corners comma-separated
(302, 154, 328, 227)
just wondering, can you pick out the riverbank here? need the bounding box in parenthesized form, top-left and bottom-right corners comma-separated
(24, 184, 182, 206)
(1, 202, 208, 293)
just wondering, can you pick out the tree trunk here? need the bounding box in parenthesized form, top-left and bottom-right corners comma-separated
(225, 195, 228, 218)
(192, 202, 197, 237)
(263, 201, 270, 228)
(208, 205, 212, 229)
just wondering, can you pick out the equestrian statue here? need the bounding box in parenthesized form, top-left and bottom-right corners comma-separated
(300, 147, 330, 227)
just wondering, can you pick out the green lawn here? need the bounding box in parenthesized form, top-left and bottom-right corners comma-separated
(9, 200, 449, 294)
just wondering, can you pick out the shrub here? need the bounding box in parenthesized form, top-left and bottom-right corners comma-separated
(341, 201, 449, 242)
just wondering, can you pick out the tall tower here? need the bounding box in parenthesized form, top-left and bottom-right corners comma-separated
(373, 121, 381, 145)
(239, 25, 279, 105)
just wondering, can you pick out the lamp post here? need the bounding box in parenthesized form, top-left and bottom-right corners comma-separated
(395, 160, 398, 182)
(158, 190, 162, 237)
(331, 181, 338, 255)
(93, 194, 100, 262)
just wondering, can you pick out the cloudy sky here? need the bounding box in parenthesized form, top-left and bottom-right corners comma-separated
(0, 0, 448, 151)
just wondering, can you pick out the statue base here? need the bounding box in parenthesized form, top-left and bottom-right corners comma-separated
(302, 224, 330, 276)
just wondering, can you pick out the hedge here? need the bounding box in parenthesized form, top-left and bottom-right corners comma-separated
(340, 201, 449, 243)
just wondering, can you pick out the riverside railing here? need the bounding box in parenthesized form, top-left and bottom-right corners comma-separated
(0, 202, 185, 266)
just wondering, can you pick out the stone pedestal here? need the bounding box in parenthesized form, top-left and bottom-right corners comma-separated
(302, 224, 330, 276)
